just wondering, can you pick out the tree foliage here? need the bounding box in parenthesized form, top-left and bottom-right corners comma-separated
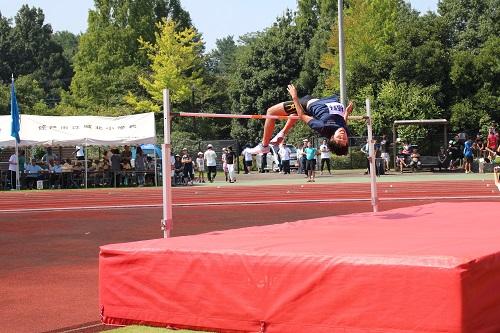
(125, 18, 203, 112)
(228, 12, 308, 144)
(69, 0, 193, 113)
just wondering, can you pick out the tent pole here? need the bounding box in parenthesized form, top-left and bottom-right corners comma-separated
(154, 154, 157, 186)
(162, 89, 173, 238)
(84, 143, 88, 189)
(15, 141, 20, 190)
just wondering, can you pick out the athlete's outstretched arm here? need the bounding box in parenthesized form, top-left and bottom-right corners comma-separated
(344, 101, 353, 123)
(287, 84, 313, 124)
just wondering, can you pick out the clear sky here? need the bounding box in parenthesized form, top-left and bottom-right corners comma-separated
(1, 0, 439, 51)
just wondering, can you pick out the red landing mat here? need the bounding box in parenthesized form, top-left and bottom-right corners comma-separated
(99, 202, 500, 333)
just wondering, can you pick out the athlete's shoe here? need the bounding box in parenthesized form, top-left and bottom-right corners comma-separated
(247, 143, 270, 155)
(270, 131, 285, 145)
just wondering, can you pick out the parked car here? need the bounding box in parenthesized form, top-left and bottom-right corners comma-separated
(255, 144, 298, 172)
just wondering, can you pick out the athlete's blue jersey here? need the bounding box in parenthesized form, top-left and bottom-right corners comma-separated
(306, 96, 348, 138)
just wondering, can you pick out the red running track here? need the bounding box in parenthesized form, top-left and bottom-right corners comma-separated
(1, 180, 499, 212)
(0, 180, 498, 333)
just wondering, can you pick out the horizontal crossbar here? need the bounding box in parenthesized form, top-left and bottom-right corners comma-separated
(173, 112, 368, 121)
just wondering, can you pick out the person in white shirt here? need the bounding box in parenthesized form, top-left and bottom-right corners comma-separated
(319, 139, 332, 175)
(196, 152, 206, 183)
(278, 142, 292, 174)
(204, 144, 217, 183)
(74, 145, 85, 160)
(8, 153, 18, 189)
(241, 146, 254, 174)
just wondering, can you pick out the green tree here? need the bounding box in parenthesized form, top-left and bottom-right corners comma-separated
(125, 19, 203, 112)
(296, 0, 337, 94)
(0, 6, 71, 108)
(322, 0, 404, 96)
(69, 0, 193, 113)
(228, 12, 308, 144)
(52, 31, 79, 64)
(375, 81, 445, 145)
(438, 0, 499, 51)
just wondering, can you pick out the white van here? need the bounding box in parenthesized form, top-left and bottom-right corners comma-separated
(255, 144, 298, 172)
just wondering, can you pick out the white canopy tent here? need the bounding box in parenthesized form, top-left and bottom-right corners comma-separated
(1, 112, 156, 189)
(0, 112, 156, 147)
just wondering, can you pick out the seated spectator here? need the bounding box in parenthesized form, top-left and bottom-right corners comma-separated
(409, 148, 421, 171)
(48, 160, 63, 188)
(121, 159, 132, 186)
(25, 159, 43, 189)
(437, 146, 447, 171)
(61, 159, 73, 188)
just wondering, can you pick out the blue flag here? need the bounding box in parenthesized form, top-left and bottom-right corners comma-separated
(10, 77, 21, 144)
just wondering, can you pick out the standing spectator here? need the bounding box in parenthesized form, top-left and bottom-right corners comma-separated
(259, 152, 268, 173)
(110, 149, 122, 187)
(300, 139, 308, 176)
(447, 140, 461, 170)
(380, 134, 390, 171)
(121, 145, 132, 166)
(361, 140, 370, 174)
(474, 134, 485, 159)
(196, 152, 206, 183)
(135, 146, 146, 187)
(463, 139, 474, 174)
(487, 127, 498, 152)
(295, 141, 304, 174)
(319, 139, 332, 175)
(278, 142, 291, 175)
(173, 155, 183, 186)
(41, 147, 58, 166)
(396, 141, 410, 173)
(241, 146, 253, 174)
(225, 146, 236, 183)
(74, 145, 85, 160)
(222, 147, 229, 181)
(204, 144, 217, 183)
(304, 141, 318, 182)
(8, 152, 18, 189)
(181, 148, 194, 185)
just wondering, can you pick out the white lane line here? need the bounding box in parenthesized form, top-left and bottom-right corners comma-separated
(0, 195, 498, 213)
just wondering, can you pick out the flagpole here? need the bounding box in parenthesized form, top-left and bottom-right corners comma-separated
(15, 141, 20, 190)
(11, 74, 21, 190)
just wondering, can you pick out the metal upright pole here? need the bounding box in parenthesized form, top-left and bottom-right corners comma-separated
(15, 141, 20, 190)
(366, 99, 379, 213)
(84, 143, 88, 189)
(162, 89, 173, 238)
(338, 0, 347, 106)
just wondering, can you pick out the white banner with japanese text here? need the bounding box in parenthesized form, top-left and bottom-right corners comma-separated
(0, 112, 156, 147)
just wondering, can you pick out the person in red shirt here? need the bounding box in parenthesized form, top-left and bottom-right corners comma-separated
(487, 128, 498, 151)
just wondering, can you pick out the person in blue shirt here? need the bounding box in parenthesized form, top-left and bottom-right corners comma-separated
(463, 139, 474, 174)
(248, 84, 353, 156)
(304, 141, 319, 182)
